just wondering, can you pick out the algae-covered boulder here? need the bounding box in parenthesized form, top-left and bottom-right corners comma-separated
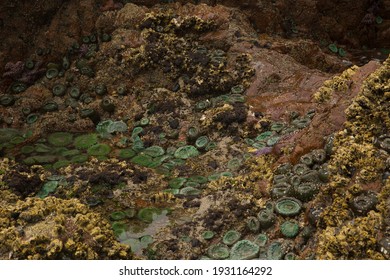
(0, 190, 132, 260)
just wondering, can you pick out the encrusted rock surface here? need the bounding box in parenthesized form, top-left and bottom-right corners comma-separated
(0, 1, 389, 260)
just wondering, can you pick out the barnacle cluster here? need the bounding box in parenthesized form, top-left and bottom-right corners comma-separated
(313, 65, 359, 103)
(316, 56, 390, 259)
(0, 190, 131, 259)
(125, 12, 254, 96)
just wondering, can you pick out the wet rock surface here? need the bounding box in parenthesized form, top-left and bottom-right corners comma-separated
(0, 1, 389, 259)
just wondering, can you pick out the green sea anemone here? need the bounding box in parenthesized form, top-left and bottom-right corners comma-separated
(257, 209, 275, 229)
(227, 158, 242, 171)
(139, 117, 149, 126)
(255, 131, 273, 142)
(253, 234, 268, 247)
(231, 85, 244, 94)
(205, 141, 217, 151)
(184, 181, 200, 188)
(267, 241, 284, 260)
(202, 230, 215, 240)
(328, 43, 338, 53)
(292, 163, 309, 175)
(312, 149, 326, 164)
(207, 243, 230, 260)
(266, 136, 280, 146)
(0, 95, 15, 107)
(280, 220, 299, 238)
(110, 211, 126, 221)
(284, 252, 297, 260)
(230, 240, 259, 260)
(100, 97, 115, 113)
(11, 82, 27, 94)
(20, 145, 35, 154)
(107, 120, 128, 134)
(111, 221, 127, 236)
(179, 187, 201, 196)
(130, 152, 153, 166)
(247, 216, 260, 233)
(195, 136, 209, 150)
(95, 84, 107, 96)
(144, 146, 165, 157)
(299, 153, 314, 167)
(338, 48, 346, 57)
(270, 123, 284, 133)
(33, 155, 57, 164)
(187, 127, 199, 141)
(37, 181, 59, 198)
(24, 59, 35, 70)
(137, 207, 164, 223)
(53, 160, 71, 170)
(87, 143, 111, 156)
(74, 134, 98, 149)
(46, 68, 59, 79)
(42, 101, 59, 112)
(69, 86, 81, 99)
(119, 148, 136, 159)
(293, 182, 318, 202)
(116, 84, 127, 95)
(70, 154, 89, 164)
(34, 143, 52, 153)
(188, 175, 208, 184)
(52, 84, 66, 97)
(195, 100, 211, 111)
(350, 192, 378, 216)
(271, 182, 292, 199)
(292, 117, 311, 129)
(140, 235, 154, 248)
(47, 132, 73, 147)
(168, 177, 187, 189)
(273, 174, 290, 184)
(222, 230, 241, 246)
(174, 145, 199, 159)
(275, 197, 302, 217)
